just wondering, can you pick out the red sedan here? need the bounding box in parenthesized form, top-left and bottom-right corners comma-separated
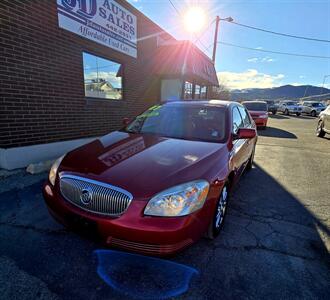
(242, 101, 269, 129)
(43, 100, 257, 255)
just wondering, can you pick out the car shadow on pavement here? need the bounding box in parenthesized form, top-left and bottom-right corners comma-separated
(290, 115, 317, 120)
(176, 163, 330, 299)
(269, 114, 289, 120)
(258, 127, 297, 139)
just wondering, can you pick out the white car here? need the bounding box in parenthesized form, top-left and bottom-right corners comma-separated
(278, 101, 302, 116)
(316, 105, 330, 137)
(301, 101, 326, 117)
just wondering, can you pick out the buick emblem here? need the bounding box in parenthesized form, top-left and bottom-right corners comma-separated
(80, 187, 93, 205)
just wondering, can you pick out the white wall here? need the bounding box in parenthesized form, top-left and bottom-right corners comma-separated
(161, 79, 183, 102)
(0, 137, 97, 170)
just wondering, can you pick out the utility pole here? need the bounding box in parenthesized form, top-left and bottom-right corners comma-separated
(321, 75, 330, 95)
(212, 16, 220, 64)
(212, 16, 233, 64)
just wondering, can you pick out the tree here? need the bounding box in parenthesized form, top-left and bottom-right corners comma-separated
(208, 84, 231, 100)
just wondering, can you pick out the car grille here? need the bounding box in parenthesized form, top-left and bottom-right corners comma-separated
(59, 174, 133, 216)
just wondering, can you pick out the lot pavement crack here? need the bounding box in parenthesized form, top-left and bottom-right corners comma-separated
(211, 242, 320, 262)
(0, 222, 67, 236)
(229, 206, 315, 230)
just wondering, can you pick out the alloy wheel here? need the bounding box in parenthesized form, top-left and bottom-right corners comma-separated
(215, 186, 228, 229)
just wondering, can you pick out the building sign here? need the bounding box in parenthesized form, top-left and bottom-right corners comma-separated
(57, 0, 137, 58)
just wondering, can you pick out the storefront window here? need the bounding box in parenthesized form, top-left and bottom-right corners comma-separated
(184, 81, 193, 99)
(83, 52, 122, 100)
(200, 86, 207, 98)
(194, 85, 201, 99)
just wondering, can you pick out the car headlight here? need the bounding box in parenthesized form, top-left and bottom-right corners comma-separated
(144, 180, 210, 217)
(49, 155, 65, 186)
(259, 114, 268, 118)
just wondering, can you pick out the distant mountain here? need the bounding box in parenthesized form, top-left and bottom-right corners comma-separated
(231, 85, 330, 101)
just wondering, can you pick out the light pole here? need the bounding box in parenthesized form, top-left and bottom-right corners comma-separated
(212, 16, 233, 64)
(321, 75, 330, 95)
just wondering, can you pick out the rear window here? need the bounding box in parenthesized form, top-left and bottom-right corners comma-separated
(243, 102, 267, 111)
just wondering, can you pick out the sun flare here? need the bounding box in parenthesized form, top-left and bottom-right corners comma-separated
(183, 7, 206, 33)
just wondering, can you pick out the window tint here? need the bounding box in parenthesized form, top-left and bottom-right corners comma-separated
(232, 107, 244, 133)
(83, 52, 122, 100)
(238, 106, 251, 127)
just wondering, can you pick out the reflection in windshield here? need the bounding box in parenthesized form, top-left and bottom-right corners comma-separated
(95, 250, 198, 299)
(123, 104, 227, 143)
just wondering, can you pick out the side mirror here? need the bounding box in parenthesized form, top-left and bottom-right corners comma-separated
(122, 117, 130, 126)
(233, 128, 256, 140)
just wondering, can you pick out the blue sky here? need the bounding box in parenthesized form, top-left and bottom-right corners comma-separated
(128, 0, 330, 89)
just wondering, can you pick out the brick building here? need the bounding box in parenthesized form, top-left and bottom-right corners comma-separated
(0, 0, 218, 170)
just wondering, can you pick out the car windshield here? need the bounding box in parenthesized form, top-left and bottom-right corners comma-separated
(243, 102, 267, 111)
(286, 101, 296, 105)
(266, 100, 274, 105)
(311, 103, 324, 107)
(123, 104, 227, 143)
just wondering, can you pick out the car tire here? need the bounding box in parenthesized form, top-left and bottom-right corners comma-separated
(206, 184, 229, 239)
(285, 109, 289, 115)
(311, 111, 316, 117)
(316, 120, 326, 137)
(296, 113, 301, 116)
(246, 146, 255, 171)
(272, 111, 276, 115)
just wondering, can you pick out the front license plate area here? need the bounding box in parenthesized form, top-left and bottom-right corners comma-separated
(67, 213, 98, 237)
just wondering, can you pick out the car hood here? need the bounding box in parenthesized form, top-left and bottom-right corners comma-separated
(59, 131, 228, 199)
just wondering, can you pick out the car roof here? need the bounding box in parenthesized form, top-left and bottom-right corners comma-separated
(241, 100, 267, 104)
(163, 100, 237, 108)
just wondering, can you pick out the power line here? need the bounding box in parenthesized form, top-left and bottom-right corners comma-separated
(227, 20, 330, 43)
(193, 19, 216, 43)
(217, 41, 330, 59)
(168, 0, 181, 16)
(193, 19, 216, 54)
(196, 38, 212, 54)
(168, 0, 213, 55)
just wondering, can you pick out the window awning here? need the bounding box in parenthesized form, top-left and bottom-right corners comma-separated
(151, 41, 219, 86)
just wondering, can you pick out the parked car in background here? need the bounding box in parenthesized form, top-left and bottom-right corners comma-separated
(316, 105, 330, 138)
(265, 100, 277, 115)
(302, 101, 326, 117)
(278, 100, 302, 116)
(242, 101, 268, 129)
(43, 100, 257, 256)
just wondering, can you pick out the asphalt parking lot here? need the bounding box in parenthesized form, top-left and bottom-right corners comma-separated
(0, 115, 329, 300)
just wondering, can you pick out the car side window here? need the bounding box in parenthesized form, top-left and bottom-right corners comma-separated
(238, 106, 251, 128)
(232, 107, 244, 134)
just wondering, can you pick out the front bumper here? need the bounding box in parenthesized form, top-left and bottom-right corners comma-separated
(43, 182, 215, 256)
